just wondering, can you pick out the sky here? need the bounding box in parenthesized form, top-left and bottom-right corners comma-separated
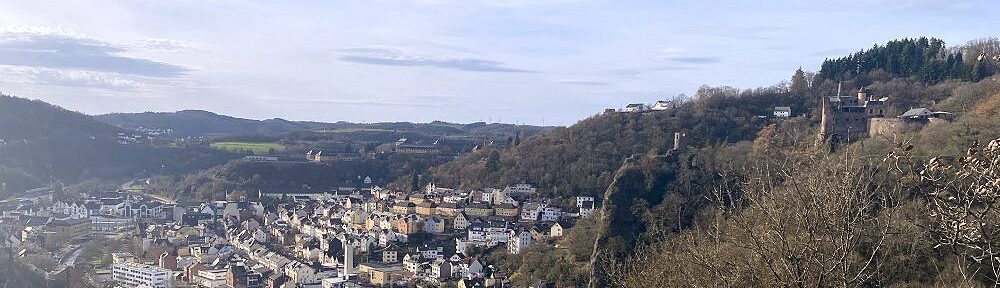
(0, 0, 997, 126)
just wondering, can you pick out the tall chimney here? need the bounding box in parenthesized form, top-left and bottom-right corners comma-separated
(343, 238, 353, 280)
(836, 82, 843, 97)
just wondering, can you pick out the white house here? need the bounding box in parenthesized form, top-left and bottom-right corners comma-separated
(550, 221, 574, 238)
(50, 201, 91, 219)
(774, 106, 791, 118)
(502, 184, 537, 195)
(195, 268, 228, 287)
(576, 197, 595, 218)
(403, 254, 424, 273)
(467, 222, 509, 245)
(453, 213, 470, 230)
(651, 100, 675, 111)
(458, 258, 484, 279)
(520, 203, 543, 221)
(430, 258, 452, 280)
(540, 206, 562, 222)
(455, 238, 487, 255)
(507, 230, 533, 254)
(418, 245, 444, 260)
(623, 103, 647, 113)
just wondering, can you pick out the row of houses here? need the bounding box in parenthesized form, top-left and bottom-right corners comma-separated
(613, 100, 678, 113)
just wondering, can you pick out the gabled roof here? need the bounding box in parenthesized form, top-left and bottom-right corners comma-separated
(554, 220, 575, 229)
(899, 107, 950, 119)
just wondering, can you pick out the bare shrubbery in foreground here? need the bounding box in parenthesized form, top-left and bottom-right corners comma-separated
(609, 138, 1000, 287)
(924, 139, 1000, 284)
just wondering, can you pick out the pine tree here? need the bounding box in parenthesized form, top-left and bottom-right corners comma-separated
(791, 68, 809, 95)
(410, 171, 420, 192)
(485, 150, 501, 173)
(973, 60, 991, 81)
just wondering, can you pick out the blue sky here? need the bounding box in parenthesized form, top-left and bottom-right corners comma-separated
(0, 0, 997, 125)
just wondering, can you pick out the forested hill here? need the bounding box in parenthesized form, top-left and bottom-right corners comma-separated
(95, 110, 553, 138)
(819, 37, 998, 84)
(0, 95, 233, 199)
(422, 37, 1000, 203)
(95, 110, 336, 137)
(424, 84, 804, 200)
(0, 94, 122, 141)
(422, 37, 1000, 287)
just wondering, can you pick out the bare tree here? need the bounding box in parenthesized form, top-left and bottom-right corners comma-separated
(924, 138, 1000, 285)
(609, 142, 909, 287)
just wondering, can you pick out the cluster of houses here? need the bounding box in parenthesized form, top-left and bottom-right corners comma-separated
(0, 188, 182, 252)
(610, 100, 677, 114)
(1, 181, 596, 287)
(116, 131, 150, 145)
(219, 182, 594, 287)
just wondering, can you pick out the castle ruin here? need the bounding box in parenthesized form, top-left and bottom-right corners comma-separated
(819, 83, 887, 142)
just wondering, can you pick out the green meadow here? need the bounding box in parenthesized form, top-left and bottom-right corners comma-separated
(210, 142, 285, 154)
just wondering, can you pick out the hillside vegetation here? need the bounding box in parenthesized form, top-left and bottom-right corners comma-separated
(418, 37, 1000, 286)
(0, 95, 233, 198)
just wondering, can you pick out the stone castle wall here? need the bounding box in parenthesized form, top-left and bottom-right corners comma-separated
(868, 118, 902, 137)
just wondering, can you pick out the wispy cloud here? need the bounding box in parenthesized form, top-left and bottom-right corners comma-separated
(132, 38, 201, 52)
(0, 29, 188, 77)
(558, 79, 610, 86)
(255, 96, 449, 107)
(608, 65, 697, 77)
(0, 65, 147, 90)
(663, 56, 720, 64)
(335, 47, 532, 72)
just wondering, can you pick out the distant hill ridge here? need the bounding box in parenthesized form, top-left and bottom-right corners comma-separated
(95, 110, 553, 137)
(0, 94, 122, 141)
(0, 95, 234, 198)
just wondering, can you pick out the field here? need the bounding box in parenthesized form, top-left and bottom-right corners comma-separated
(210, 141, 285, 154)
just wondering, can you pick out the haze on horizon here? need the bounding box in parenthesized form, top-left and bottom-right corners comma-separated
(0, 0, 997, 125)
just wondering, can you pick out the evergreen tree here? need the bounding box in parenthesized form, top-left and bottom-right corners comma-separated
(791, 68, 809, 95)
(485, 150, 501, 173)
(973, 60, 993, 81)
(410, 171, 420, 192)
(818, 37, 973, 83)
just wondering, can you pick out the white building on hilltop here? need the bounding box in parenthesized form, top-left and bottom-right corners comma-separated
(623, 103, 648, 113)
(651, 100, 676, 111)
(774, 106, 791, 118)
(502, 184, 536, 195)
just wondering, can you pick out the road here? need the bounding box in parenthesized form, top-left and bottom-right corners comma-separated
(59, 246, 83, 267)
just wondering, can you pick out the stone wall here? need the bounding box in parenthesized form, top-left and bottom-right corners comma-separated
(868, 118, 903, 137)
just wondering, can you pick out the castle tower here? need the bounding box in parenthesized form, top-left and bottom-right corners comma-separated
(819, 92, 829, 139)
(672, 132, 687, 151)
(857, 87, 868, 104)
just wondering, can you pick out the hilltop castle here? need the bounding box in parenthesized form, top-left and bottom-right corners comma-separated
(819, 83, 887, 141)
